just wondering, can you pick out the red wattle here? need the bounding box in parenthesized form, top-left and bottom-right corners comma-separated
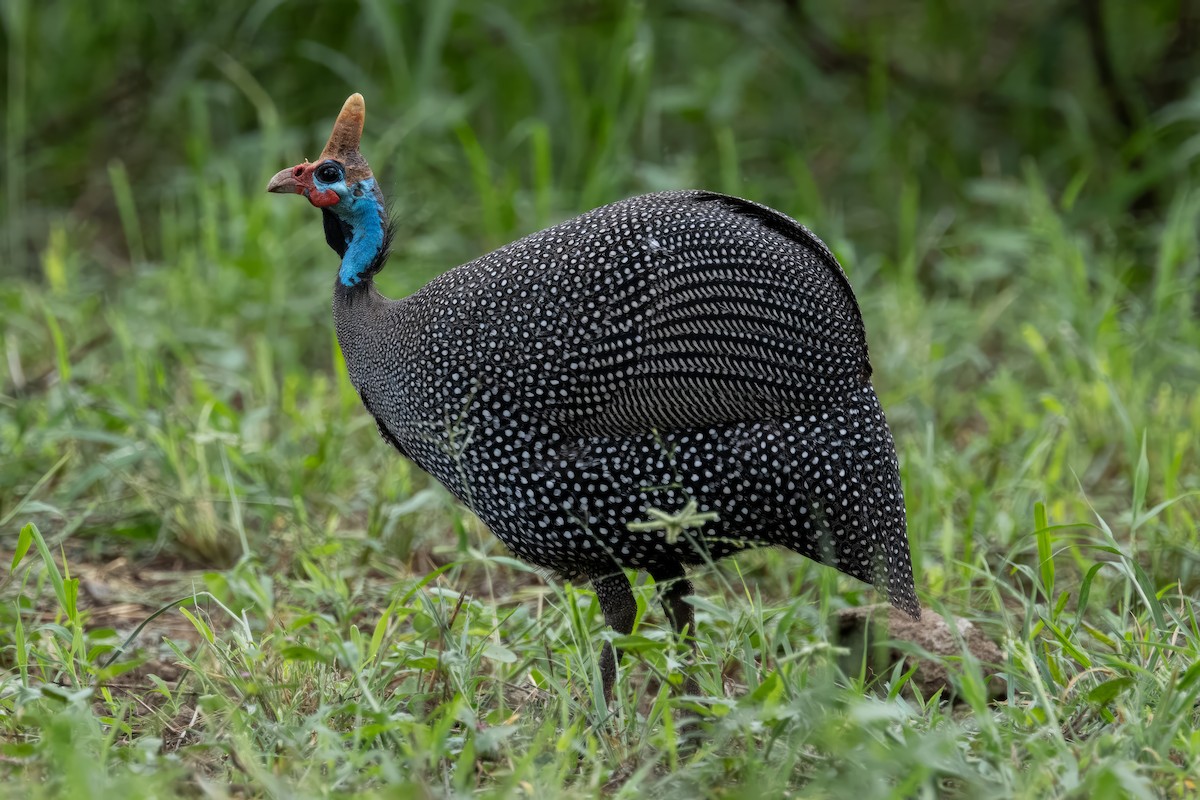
(310, 188, 340, 208)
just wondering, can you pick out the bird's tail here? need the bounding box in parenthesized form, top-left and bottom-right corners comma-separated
(847, 386, 919, 617)
(794, 385, 919, 618)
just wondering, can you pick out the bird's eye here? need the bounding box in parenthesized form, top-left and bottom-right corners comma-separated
(316, 163, 341, 183)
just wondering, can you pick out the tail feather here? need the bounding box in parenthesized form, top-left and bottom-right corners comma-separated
(789, 386, 919, 618)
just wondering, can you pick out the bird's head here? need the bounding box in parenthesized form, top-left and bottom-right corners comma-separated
(268, 93, 391, 288)
(267, 92, 375, 209)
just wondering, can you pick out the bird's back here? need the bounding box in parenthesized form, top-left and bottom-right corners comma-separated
(359, 191, 868, 423)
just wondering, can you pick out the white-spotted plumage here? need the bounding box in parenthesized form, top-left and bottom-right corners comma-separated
(333, 190, 918, 619)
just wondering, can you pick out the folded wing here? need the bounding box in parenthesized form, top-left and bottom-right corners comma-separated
(537, 192, 872, 436)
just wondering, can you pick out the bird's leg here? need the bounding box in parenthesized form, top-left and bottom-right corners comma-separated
(649, 562, 701, 697)
(591, 569, 636, 706)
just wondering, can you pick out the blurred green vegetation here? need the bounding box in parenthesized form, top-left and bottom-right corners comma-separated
(9, 0, 1200, 273)
(2, 1, 1200, 797)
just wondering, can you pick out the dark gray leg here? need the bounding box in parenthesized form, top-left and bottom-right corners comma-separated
(648, 562, 701, 696)
(591, 569, 636, 705)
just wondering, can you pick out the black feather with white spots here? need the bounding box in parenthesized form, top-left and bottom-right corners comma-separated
(333, 190, 919, 618)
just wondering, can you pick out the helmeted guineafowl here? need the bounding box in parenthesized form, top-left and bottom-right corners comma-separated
(268, 94, 919, 703)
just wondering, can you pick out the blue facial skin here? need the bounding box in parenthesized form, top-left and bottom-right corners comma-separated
(313, 169, 386, 287)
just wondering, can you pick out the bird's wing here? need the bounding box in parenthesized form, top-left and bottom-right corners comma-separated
(533, 191, 872, 436)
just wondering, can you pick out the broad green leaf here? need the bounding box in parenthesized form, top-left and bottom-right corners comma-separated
(481, 641, 517, 664)
(11, 524, 34, 572)
(1086, 676, 1134, 705)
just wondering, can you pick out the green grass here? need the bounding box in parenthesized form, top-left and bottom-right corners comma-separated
(3, 1, 1200, 797)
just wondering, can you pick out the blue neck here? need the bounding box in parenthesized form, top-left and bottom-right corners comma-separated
(334, 178, 387, 287)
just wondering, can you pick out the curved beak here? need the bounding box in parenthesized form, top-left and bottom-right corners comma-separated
(266, 166, 304, 194)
